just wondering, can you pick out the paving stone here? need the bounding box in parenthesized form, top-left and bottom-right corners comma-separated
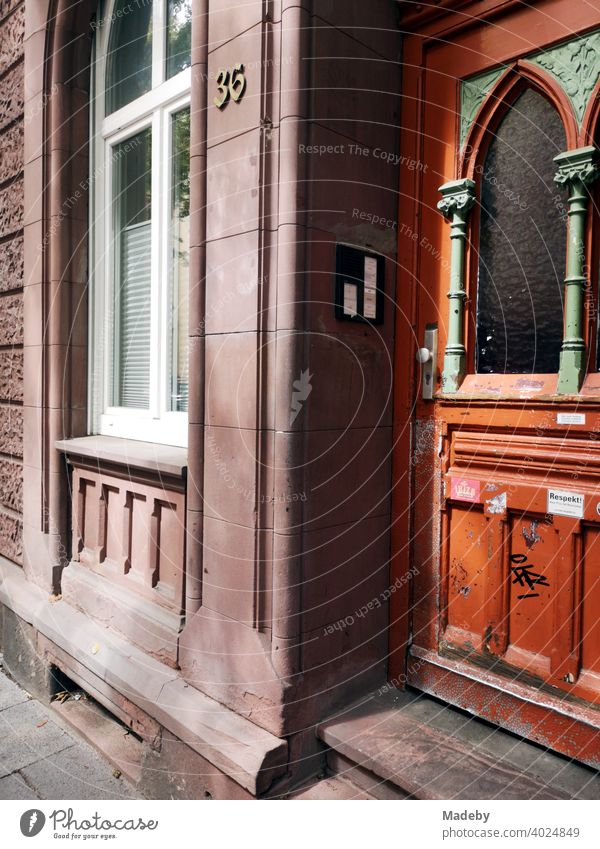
(21, 745, 139, 800)
(0, 667, 29, 710)
(0, 699, 74, 777)
(0, 773, 39, 800)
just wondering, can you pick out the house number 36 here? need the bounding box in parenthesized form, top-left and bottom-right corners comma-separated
(214, 63, 247, 109)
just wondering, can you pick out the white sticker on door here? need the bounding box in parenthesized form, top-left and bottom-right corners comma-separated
(556, 413, 586, 425)
(547, 489, 584, 519)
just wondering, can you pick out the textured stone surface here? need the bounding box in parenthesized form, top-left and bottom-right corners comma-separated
(0, 509, 22, 562)
(0, 177, 23, 238)
(0, 457, 22, 511)
(0, 663, 28, 709)
(0, 292, 23, 345)
(21, 743, 139, 800)
(0, 699, 74, 776)
(0, 61, 23, 132)
(0, 350, 23, 401)
(0, 404, 22, 455)
(0, 772, 39, 798)
(0, 0, 22, 24)
(0, 3, 23, 76)
(0, 234, 23, 292)
(0, 119, 23, 182)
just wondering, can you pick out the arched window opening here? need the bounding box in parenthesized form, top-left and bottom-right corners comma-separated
(475, 88, 567, 374)
(92, 0, 192, 445)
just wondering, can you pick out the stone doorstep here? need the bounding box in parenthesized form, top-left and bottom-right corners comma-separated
(317, 689, 600, 801)
(0, 557, 288, 797)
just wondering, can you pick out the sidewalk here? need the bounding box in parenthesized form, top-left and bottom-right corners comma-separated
(0, 656, 142, 800)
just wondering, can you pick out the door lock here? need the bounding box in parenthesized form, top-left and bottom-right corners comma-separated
(415, 325, 438, 400)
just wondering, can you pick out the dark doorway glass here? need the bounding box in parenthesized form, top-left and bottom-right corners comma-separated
(476, 88, 567, 374)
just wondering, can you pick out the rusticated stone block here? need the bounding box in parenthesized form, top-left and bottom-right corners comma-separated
(0, 509, 22, 562)
(0, 62, 23, 132)
(0, 119, 23, 182)
(0, 4, 24, 76)
(0, 350, 23, 401)
(0, 0, 22, 24)
(0, 404, 22, 455)
(0, 458, 22, 511)
(0, 234, 23, 292)
(0, 292, 22, 344)
(0, 177, 23, 238)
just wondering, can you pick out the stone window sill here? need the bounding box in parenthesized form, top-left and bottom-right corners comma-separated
(55, 435, 187, 478)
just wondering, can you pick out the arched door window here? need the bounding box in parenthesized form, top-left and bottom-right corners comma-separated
(91, 0, 191, 446)
(475, 88, 567, 374)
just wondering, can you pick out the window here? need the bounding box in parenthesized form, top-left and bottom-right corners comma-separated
(91, 0, 191, 446)
(475, 88, 567, 374)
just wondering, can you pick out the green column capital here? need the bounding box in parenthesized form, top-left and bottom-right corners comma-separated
(438, 179, 477, 393)
(554, 145, 600, 188)
(437, 178, 477, 220)
(554, 146, 599, 394)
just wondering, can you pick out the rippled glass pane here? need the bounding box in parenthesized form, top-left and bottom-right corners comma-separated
(166, 0, 192, 79)
(169, 108, 190, 412)
(105, 0, 153, 115)
(476, 88, 567, 374)
(112, 128, 152, 409)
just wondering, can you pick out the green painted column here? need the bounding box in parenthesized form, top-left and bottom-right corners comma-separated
(438, 178, 476, 393)
(554, 146, 599, 394)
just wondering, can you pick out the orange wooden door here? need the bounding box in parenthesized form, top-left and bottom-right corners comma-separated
(391, 0, 600, 766)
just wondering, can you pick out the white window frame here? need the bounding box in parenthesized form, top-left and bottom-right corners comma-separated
(90, 0, 191, 447)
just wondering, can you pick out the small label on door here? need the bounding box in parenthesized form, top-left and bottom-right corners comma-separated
(547, 489, 584, 518)
(556, 413, 585, 425)
(450, 477, 480, 503)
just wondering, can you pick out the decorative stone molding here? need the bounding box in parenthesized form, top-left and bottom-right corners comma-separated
(554, 145, 600, 394)
(438, 178, 477, 393)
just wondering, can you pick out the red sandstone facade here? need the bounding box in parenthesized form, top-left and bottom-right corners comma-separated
(1, 0, 600, 799)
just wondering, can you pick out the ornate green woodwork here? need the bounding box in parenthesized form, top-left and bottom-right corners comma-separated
(460, 29, 600, 145)
(460, 67, 504, 148)
(438, 179, 477, 393)
(531, 31, 600, 126)
(554, 146, 600, 394)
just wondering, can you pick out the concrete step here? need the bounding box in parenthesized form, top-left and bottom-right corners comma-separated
(318, 688, 600, 800)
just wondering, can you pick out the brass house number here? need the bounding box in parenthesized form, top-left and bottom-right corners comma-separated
(214, 63, 247, 109)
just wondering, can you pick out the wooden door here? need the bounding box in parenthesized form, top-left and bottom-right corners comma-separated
(391, 0, 600, 767)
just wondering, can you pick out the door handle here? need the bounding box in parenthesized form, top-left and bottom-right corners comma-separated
(415, 325, 438, 400)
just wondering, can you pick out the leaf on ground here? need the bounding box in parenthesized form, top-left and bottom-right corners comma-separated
(51, 691, 70, 703)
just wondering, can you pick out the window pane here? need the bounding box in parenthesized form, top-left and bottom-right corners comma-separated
(113, 129, 152, 409)
(106, 0, 153, 115)
(169, 108, 190, 412)
(166, 0, 192, 79)
(476, 88, 567, 374)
